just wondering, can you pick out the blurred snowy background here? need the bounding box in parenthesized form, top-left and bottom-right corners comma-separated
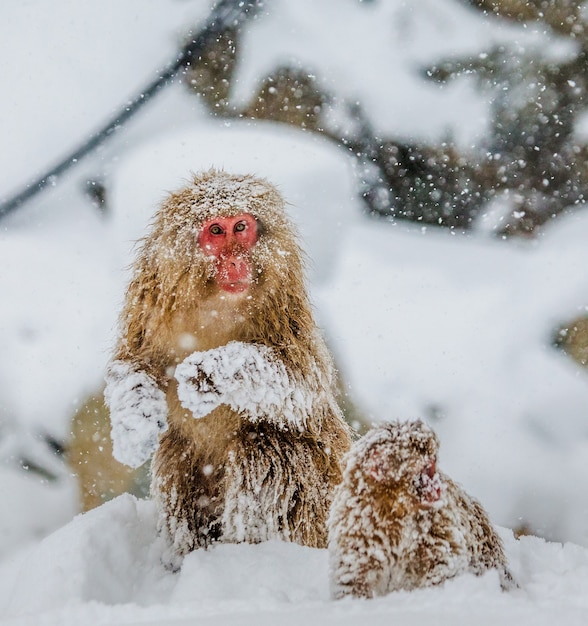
(2, 0, 588, 569)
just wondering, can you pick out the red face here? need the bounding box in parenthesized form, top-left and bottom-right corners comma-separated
(198, 213, 259, 294)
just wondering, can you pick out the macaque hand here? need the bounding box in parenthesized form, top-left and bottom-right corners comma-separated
(104, 361, 169, 468)
(174, 351, 224, 419)
(175, 341, 293, 421)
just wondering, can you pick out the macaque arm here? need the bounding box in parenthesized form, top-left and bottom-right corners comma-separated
(104, 360, 169, 468)
(175, 341, 312, 428)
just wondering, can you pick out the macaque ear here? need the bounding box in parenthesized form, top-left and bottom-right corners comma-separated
(364, 447, 389, 482)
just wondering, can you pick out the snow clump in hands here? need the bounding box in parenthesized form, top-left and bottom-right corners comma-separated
(175, 341, 297, 425)
(104, 360, 169, 468)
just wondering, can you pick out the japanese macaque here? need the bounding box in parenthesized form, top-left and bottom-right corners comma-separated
(328, 420, 514, 599)
(105, 169, 352, 561)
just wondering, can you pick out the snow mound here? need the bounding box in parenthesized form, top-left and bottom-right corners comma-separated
(0, 495, 166, 615)
(172, 540, 327, 606)
(1, 495, 588, 625)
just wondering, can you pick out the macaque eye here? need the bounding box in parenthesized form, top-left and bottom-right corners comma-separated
(234, 221, 247, 233)
(209, 224, 224, 236)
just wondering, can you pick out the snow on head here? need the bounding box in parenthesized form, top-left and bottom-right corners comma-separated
(145, 169, 297, 271)
(174, 169, 287, 223)
(345, 419, 440, 486)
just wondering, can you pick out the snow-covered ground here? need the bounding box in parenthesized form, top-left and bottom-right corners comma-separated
(2, 0, 588, 624)
(1, 495, 588, 626)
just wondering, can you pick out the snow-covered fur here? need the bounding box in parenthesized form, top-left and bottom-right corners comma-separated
(104, 360, 168, 468)
(105, 169, 352, 559)
(174, 341, 318, 428)
(328, 420, 514, 599)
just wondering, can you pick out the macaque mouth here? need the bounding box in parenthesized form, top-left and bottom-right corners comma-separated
(217, 277, 251, 294)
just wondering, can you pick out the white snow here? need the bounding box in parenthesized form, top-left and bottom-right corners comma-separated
(0, 0, 209, 195)
(235, 0, 563, 147)
(2, 0, 588, 623)
(0, 495, 587, 625)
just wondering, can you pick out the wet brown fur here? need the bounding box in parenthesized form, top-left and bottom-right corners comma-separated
(112, 170, 352, 555)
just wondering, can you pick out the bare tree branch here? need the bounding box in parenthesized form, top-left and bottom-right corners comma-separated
(0, 0, 263, 221)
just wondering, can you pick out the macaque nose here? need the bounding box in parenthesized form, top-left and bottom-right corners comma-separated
(217, 252, 251, 285)
(226, 255, 246, 277)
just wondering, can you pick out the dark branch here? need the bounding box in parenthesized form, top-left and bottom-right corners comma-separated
(0, 0, 263, 221)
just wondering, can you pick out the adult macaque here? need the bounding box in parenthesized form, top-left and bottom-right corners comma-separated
(105, 169, 352, 561)
(328, 420, 514, 599)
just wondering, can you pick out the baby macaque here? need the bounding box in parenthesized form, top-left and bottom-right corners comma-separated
(328, 420, 514, 599)
(105, 169, 352, 561)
